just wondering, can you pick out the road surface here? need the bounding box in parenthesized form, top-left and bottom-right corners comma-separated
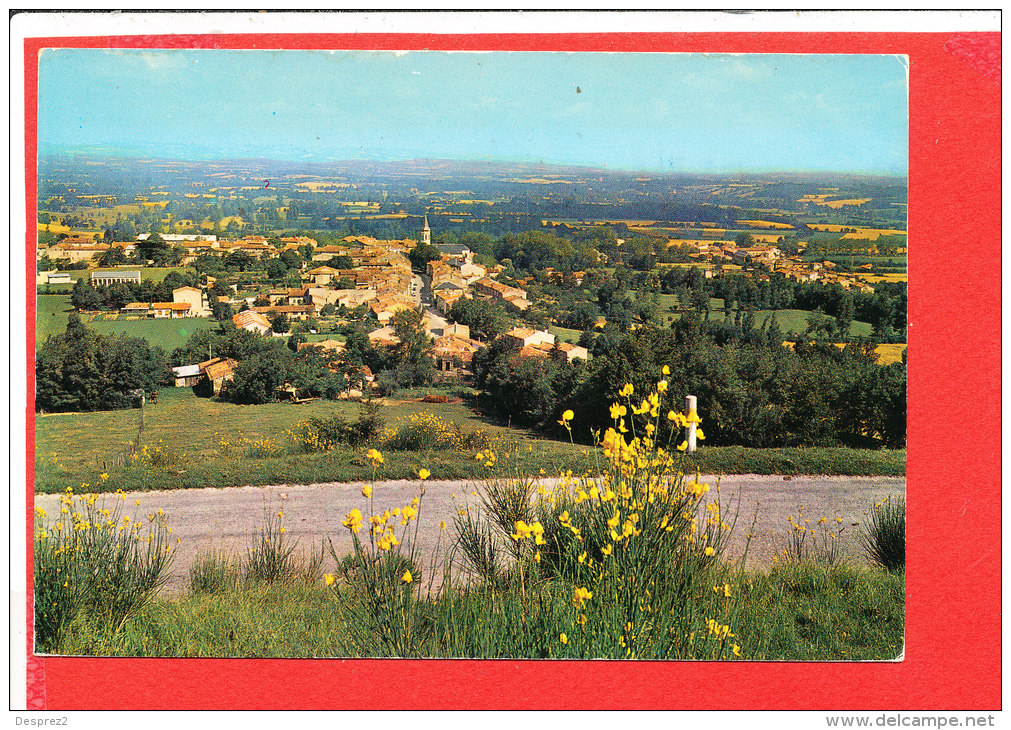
(34, 474, 905, 594)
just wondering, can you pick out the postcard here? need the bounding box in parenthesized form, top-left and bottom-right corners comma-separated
(11, 10, 1001, 714)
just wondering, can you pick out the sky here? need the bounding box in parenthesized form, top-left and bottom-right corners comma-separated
(37, 49, 908, 175)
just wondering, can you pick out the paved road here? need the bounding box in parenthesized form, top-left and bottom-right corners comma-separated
(34, 475, 905, 595)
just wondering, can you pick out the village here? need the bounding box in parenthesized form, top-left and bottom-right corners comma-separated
(36, 209, 899, 401)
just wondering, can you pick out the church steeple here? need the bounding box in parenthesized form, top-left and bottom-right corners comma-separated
(421, 214, 431, 246)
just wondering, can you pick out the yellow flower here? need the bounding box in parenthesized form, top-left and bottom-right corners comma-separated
(342, 508, 364, 533)
(324, 574, 335, 586)
(418, 468, 431, 480)
(619, 383, 634, 398)
(573, 586, 593, 609)
(511, 520, 533, 541)
(732, 644, 742, 658)
(695, 428, 705, 441)
(609, 403, 627, 420)
(601, 544, 612, 556)
(439, 520, 447, 530)
(558, 409, 574, 427)
(657, 380, 668, 393)
(662, 365, 670, 375)
(361, 485, 372, 498)
(99, 473, 109, 482)
(401, 570, 413, 584)
(704, 546, 715, 557)
(559, 633, 568, 645)
(677, 441, 688, 452)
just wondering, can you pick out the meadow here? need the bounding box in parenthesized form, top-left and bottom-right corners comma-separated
(35, 295, 218, 352)
(649, 295, 875, 339)
(34, 386, 905, 496)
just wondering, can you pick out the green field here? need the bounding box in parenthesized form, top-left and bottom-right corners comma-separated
(35, 295, 219, 352)
(33, 386, 904, 494)
(548, 324, 583, 344)
(52, 267, 195, 284)
(648, 294, 872, 338)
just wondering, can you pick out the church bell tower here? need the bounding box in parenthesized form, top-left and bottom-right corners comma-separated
(421, 214, 431, 246)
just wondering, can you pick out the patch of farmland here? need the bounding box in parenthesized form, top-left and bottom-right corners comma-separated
(735, 220, 793, 230)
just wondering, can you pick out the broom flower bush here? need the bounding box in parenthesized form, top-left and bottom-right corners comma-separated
(34, 487, 174, 653)
(326, 449, 429, 656)
(441, 374, 745, 659)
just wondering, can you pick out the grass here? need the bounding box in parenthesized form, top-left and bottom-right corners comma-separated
(35, 294, 219, 352)
(645, 296, 874, 338)
(33, 387, 905, 494)
(734, 562, 904, 660)
(43, 267, 195, 284)
(88, 317, 219, 354)
(49, 549, 903, 660)
(548, 324, 583, 343)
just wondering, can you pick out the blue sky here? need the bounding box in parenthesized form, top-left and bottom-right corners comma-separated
(38, 49, 908, 174)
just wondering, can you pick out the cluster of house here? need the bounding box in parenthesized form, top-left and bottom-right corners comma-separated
(683, 241, 876, 294)
(44, 217, 596, 393)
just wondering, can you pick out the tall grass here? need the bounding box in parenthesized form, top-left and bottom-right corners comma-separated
(861, 494, 905, 572)
(781, 506, 849, 566)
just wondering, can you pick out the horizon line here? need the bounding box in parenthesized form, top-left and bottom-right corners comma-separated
(38, 147, 908, 181)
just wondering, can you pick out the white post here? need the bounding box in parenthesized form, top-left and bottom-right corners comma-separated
(685, 395, 698, 453)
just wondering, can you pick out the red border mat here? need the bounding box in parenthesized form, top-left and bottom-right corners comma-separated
(23, 30, 1001, 710)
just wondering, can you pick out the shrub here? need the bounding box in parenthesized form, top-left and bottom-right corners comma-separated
(34, 489, 174, 653)
(245, 501, 299, 584)
(132, 441, 186, 468)
(372, 372, 399, 398)
(861, 494, 905, 571)
(215, 433, 282, 459)
(326, 467, 428, 657)
(289, 403, 385, 453)
(328, 378, 745, 659)
(383, 411, 492, 452)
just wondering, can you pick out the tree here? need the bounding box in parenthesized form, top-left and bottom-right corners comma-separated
(269, 312, 291, 334)
(96, 247, 128, 267)
(211, 298, 233, 321)
(70, 278, 104, 311)
(449, 297, 509, 341)
(388, 307, 435, 386)
(265, 258, 289, 280)
(408, 243, 442, 272)
(221, 349, 291, 405)
(36, 314, 169, 412)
